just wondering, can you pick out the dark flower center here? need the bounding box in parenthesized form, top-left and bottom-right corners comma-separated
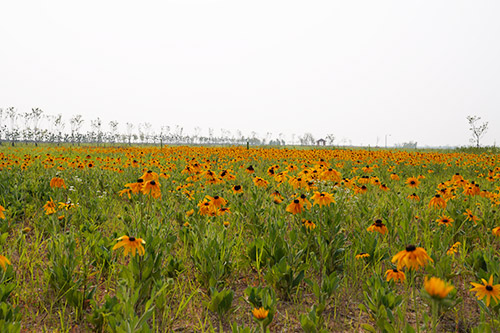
(406, 245, 416, 252)
(147, 170, 152, 173)
(410, 181, 416, 185)
(294, 199, 300, 204)
(137, 178, 144, 183)
(234, 185, 241, 190)
(393, 268, 398, 272)
(320, 193, 325, 197)
(300, 194, 306, 199)
(214, 196, 219, 200)
(150, 180, 156, 186)
(129, 237, 136, 242)
(435, 194, 441, 198)
(486, 285, 493, 291)
(375, 219, 383, 226)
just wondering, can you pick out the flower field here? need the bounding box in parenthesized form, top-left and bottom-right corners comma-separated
(0, 144, 499, 332)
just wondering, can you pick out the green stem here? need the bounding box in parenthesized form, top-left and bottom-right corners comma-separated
(413, 274, 420, 333)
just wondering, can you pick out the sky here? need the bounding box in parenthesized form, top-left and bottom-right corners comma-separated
(1, 0, 500, 147)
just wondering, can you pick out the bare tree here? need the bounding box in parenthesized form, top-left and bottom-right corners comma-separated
(70, 115, 84, 145)
(6, 107, 18, 146)
(326, 134, 335, 146)
(467, 116, 488, 148)
(108, 120, 119, 143)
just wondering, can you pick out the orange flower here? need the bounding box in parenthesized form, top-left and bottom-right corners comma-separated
(286, 199, 303, 214)
(392, 245, 433, 270)
(406, 177, 420, 188)
(50, 176, 66, 189)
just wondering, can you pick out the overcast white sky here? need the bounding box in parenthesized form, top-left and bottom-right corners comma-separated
(1, 1, 499, 147)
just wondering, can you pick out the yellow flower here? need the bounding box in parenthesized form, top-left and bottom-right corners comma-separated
(428, 194, 446, 209)
(112, 235, 146, 257)
(446, 242, 461, 255)
(355, 253, 370, 260)
(140, 170, 159, 182)
(492, 226, 500, 236)
(302, 219, 316, 231)
(50, 176, 66, 189)
(142, 180, 161, 199)
(366, 219, 388, 235)
(436, 215, 454, 227)
(206, 195, 227, 208)
(286, 199, 303, 214)
(470, 275, 500, 306)
(252, 307, 269, 320)
(424, 277, 454, 299)
(385, 268, 405, 283)
(406, 177, 420, 188)
(43, 198, 57, 215)
(0, 255, 11, 271)
(310, 191, 335, 207)
(463, 209, 480, 224)
(392, 245, 433, 271)
(0, 205, 5, 219)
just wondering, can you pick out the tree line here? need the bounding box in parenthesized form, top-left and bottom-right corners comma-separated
(0, 107, 336, 147)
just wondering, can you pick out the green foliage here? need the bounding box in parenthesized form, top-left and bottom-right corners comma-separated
(204, 288, 234, 318)
(359, 275, 403, 333)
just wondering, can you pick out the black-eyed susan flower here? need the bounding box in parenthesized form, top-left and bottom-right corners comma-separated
(198, 199, 217, 216)
(385, 268, 405, 283)
(253, 177, 269, 188)
(470, 275, 500, 306)
(125, 178, 145, 194)
(0, 205, 5, 219)
(492, 226, 500, 236)
(424, 277, 454, 299)
(436, 215, 454, 227)
(50, 176, 66, 189)
(270, 190, 284, 204)
(390, 173, 400, 181)
(185, 209, 194, 217)
(207, 195, 227, 208)
(112, 235, 146, 257)
(310, 191, 335, 207)
(446, 242, 461, 255)
(142, 180, 161, 199)
(407, 193, 420, 201)
(367, 219, 388, 235)
(246, 165, 255, 174)
(392, 245, 433, 270)
(302, 219, 316, 231)
(463, 209, 480, 224)
(252, 307, 269, 320)
(298, 194, 312, 210)
(428, 194, 446, 209)
(232, 185, 243, 194)
(286, 199, 303, 214)
(406, 177, 420, 188)
(140, 170, 159, 182)
(0, 255, 11, 271)
(355, 253, 370, 260)
(43, 198, 57, 215)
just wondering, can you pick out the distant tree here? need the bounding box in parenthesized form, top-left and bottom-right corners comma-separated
(6, 107, 18, 146)
(70, 115, 84, 145)
(300, 132, 315, 146)
(326, 134, 335, 146)
(467, 116, 488, 148)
